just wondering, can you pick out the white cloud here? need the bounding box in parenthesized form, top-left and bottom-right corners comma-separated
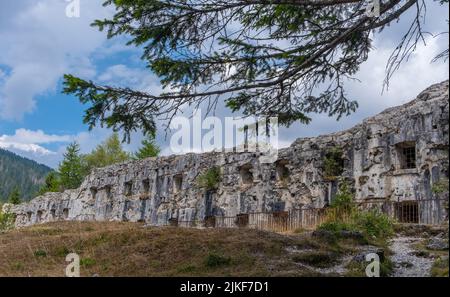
(98, 64, 162, 93)
(0, 128, 73, 144)
(277, 34, 449, 145)
(0, 142, 54, 156)
(0, 128, 75, 159)
(0, 0, 111, 120)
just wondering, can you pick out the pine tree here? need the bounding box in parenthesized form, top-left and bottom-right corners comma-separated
(63, 0, 449, 140)
(135, 135, 160, 160)
(8, 187, 21, 205)
(38, 171, 61, 195)
(59, 142, 86, 190)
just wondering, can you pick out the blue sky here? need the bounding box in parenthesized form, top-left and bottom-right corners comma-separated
(0, 0, 448, 168)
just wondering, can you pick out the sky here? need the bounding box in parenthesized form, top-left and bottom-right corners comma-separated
(0, 0, 448, 168)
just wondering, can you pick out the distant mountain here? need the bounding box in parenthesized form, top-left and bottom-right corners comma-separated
(0, 148, 52, 202)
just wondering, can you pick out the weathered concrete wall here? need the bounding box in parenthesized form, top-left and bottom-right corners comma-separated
(11, 81, 449, 227)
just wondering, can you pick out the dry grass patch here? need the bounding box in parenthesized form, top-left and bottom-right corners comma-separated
(0, 221, 352, 277)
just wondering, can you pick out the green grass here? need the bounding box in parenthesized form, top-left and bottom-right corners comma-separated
(34, 249, 47, 258)
(431, 257, 449, 277)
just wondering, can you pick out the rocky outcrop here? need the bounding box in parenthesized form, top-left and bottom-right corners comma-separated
(11, 81, 449, 227)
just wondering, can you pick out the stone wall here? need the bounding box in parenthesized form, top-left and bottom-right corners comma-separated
(11, 81, 449, 227)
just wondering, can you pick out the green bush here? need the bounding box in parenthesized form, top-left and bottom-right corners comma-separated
(329, 182, 356, 221)
(80, 258, 96, 268)
(0, 206, 15, 232)
(204, 253, 231, 268)
(196, 167, 222, 191)
(323, 147, 344, 178)
(34, 249, 47, 257)
(353, 209, 394, 239)
(432, 178, 449, 194)
(318, 182, 394, 241)
(317, 221, 356, 233)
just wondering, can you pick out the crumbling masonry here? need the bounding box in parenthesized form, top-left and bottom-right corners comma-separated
(11, 81, 449, 227)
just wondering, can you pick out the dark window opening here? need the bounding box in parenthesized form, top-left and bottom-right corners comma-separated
(36, 210, 43, 223)
(90, 188, 98, 200)
(50, 209, 56, 220)
(105, 186, 113, 217)
(142, 179, 150, 195)
(272, 201, 286, 212)
(27, 212, 32, 222)
(396, 142, 416, 169)
(403, 147, 416, 169)
(63, 208, 69, 219)
(138, 199, 147, 222)
(105, 186, 112, 199)
(173, 175, 183, 193)
(240, 164, 253, 185)
(395, 201, 419, 223)
(122, 201, 131, 222)
(276, 160, 290, 182)
(124, 181, 133, 196)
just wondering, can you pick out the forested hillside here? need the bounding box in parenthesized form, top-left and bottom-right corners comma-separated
(0, 148, 52, 202)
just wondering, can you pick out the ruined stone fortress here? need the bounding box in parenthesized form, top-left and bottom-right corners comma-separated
(11, 81, 449, 227)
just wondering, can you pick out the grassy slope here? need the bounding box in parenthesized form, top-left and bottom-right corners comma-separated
(0, 222, 366, 277)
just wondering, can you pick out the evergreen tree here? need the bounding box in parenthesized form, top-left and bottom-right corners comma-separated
(135, 135, 160, 160)
(0, 148, 52, 202)
(38, 171, 61, 195)
(8, 187, 21, 205)
(84, 133, 131, 170)
(59, 142, 86, 190)
(63, 0, 449, 141)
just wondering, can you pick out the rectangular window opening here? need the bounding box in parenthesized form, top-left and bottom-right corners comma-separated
(124, 181, 133, 196)
(173, 175, 183, 193)
(396, 142, 416, 169)
(239, 164, 253, 185)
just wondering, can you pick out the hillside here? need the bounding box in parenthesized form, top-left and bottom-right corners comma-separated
(0, 222, 356, 277)
(0, 222, 447, 277)
(0, 148, 52, 202)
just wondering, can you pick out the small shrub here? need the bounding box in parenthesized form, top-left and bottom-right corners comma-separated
(80, 258, 96, 268)
(432, 179, 449, 194)
(204, 253, 231, 268)
(431, 257, 449, 277)
(34, 249, 47, 258)
(318, 221, 356, 234)
(196, 167, 222, 191)
(54, 246, 71, 257)
(353, 209, 394, 239)
(0, 210, 15, 232)
(328, 182, 356, 222)
(323, 147, 344, 178)
(11, 261, 24, 271)
(319, 182, 394, 242)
